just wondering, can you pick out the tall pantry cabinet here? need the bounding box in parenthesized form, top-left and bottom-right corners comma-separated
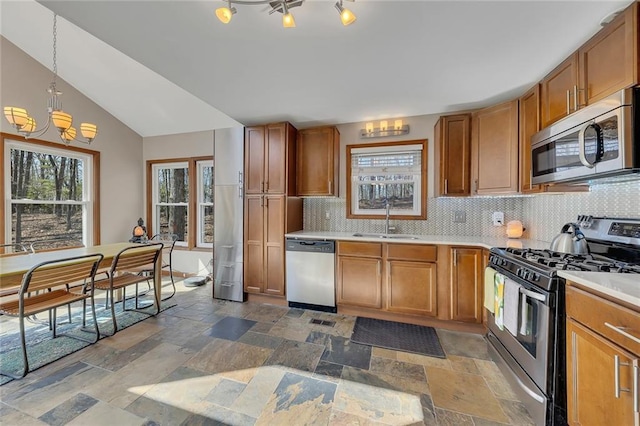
(243, 122, 302, 298)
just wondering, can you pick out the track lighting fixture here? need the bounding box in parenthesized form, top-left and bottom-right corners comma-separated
(215, 0, 357, 28)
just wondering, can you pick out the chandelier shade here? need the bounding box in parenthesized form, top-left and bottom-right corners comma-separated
(2, 13, 98, 145)
(52, 110, 72, 131)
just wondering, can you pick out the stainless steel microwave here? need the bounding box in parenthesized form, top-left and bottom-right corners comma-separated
(531, 87, 640, 185)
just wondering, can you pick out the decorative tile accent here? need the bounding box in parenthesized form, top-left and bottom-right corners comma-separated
(303, 179, 640, 242)
(523, 180, 640, 242)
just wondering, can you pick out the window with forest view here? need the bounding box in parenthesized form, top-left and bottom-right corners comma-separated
(198, 160, 214, 247)
(149, 157, 213, 249)
(347, 141, 427, 219)
(7, 140, 93, 249)
(153, 162, 189, 244)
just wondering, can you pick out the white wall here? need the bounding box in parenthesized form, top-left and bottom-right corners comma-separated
(142, 130, 215, 275)
(1, 36, 144, 244)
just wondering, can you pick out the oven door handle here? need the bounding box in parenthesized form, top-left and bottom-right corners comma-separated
(520, 287, 546, 303)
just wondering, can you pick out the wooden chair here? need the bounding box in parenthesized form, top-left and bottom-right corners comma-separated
(93, 243, 163, 335)
(0, 253, 104, 379)
(129, 233, 178, 301)
(0, 243, 30, 257)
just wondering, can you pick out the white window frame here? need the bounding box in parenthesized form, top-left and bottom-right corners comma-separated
(350, 143, 424, 217)
(4, 139, 94, 247)
(196, 159, 213, 248)
(152, 161, 189, 247)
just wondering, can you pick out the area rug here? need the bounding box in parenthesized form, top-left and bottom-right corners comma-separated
(350, 317, 446, 358)
(0, 299, 175, 384)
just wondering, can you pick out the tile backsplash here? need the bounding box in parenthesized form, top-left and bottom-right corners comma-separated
(523, 179, 640, 243)
(303, 179, 640, 243)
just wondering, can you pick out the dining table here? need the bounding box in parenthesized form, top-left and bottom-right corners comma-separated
(0, 242, 163, 302)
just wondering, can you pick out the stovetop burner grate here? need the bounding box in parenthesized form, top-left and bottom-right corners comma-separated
(502, 247, 640, 274)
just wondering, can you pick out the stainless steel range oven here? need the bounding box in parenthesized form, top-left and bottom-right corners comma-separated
(487, 216, 640, 426)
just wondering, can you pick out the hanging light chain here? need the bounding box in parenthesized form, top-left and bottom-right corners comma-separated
(52, 14, 58, 83)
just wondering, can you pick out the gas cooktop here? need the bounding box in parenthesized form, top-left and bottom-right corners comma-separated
(503, 248, 640, 274)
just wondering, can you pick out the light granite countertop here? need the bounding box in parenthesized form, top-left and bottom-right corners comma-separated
(285, 230, 639, 308)
(558, 271, 640, 309)
(284, 230, 551, 250)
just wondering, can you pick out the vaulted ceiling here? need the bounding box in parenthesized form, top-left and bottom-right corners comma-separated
(0, 1, 631, 137)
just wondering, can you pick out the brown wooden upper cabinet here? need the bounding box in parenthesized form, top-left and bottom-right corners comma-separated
(296, 126, 340, 196)
(540, 53, 579, 128)
(578, 2, 637, 106)
(519, 85, 542, 193)
(471, 99, 519, 195)
(244, 122, 297, 195)
(541, 2, 638, 128)
(434, 114, 471, 197)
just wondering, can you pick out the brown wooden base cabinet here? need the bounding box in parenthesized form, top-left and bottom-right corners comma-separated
(449, 247, 483, 323)
(337, 241, 439, 318)
(566, 284, 640, 426)
(336, 241, 383, 308)
(244, 195, 302, 297)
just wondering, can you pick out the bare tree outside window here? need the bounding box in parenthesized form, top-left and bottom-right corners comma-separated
(10, 147, 85, 249)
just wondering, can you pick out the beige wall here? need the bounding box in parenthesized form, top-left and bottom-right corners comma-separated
(0, 36, 144, 244)
(335, 115, 439, 199)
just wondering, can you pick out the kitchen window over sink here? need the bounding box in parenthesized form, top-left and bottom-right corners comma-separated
(347, 140, 427, 220)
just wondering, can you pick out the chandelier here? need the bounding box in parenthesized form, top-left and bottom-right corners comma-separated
(3, 14, 98, 145)
(215, 0, 357, 28)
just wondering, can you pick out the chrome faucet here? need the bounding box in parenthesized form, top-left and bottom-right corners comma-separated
(385, 201, 391, 235)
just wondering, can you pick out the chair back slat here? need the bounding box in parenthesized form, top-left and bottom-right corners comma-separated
(21, 254, 104, 296)
(110, 243, 163, 274)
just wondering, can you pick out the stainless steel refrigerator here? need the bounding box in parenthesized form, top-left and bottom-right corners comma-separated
(213, 126, 244, 302)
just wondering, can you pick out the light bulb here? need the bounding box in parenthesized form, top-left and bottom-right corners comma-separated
(62, 126, 77, 142)
(283, 12, 296, 28)
(365, 122, 374, 133)
(340, 8, 356, 26)
(4, 107, 29, 127)
(380, 120, 388, 131)
(215, 7, 234, 24)
(394, 119, 403, 130)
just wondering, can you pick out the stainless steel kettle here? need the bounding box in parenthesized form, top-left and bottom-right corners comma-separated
(550, 223, 589, 254)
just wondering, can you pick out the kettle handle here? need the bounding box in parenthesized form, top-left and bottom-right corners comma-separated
(560, 222, 586, 240)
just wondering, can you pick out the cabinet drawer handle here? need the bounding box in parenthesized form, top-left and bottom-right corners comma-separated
(573, 85, 579, 112)
(566, 89, 571, 114)
(614, 355, 631, 398)
(634, 362, 639, 413)
(605, 322, 640, 345)
(444, 179, 448, 194)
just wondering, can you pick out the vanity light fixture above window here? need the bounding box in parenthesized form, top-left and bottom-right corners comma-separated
(361, 119, 409, 138)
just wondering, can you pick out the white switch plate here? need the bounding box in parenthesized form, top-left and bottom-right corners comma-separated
(492, 211, 504, 226)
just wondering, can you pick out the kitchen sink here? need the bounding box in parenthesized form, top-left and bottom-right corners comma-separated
(352, 233, 419, 240)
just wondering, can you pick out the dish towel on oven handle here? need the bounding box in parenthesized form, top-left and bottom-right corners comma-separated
(494, 272, 505, 331)
(503, 277, 521, 337)
(484, 267, 496, 314)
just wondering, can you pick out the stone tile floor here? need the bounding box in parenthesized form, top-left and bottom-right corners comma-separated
(0, 279, 534, 425)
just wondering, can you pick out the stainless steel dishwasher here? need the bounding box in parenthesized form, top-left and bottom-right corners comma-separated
(285, 238, 336, 313)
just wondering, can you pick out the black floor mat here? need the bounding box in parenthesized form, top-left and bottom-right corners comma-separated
(350, 317, 446, 358)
